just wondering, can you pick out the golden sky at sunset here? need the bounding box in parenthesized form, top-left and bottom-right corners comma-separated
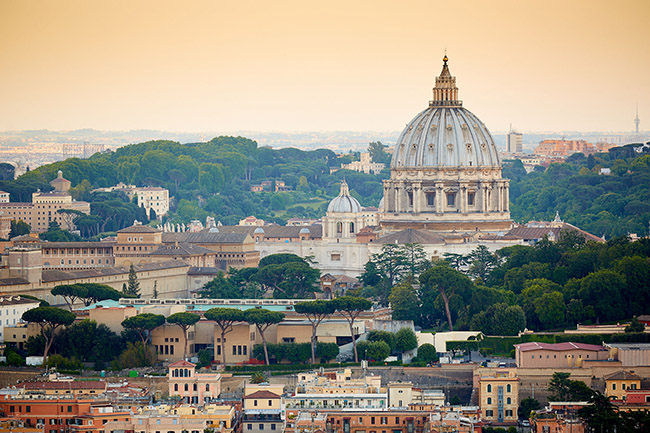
(1, 0, 649, 133)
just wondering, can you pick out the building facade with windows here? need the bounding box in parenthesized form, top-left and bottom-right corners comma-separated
(477, 368, 519, 424)
(168, 360, 221, 404)
(0, 296, 40, 342)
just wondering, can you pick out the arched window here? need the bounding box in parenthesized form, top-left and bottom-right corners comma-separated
(193, 383, 197, 391)
(507, 397, 511, 404)
(487, 397, 492, 404)
(487, 384, 492, 393)
(506, 384, 511, 393)
(349, 222, 355, 233)
(184, 384, 189, 392)
(206, 384, 210, 391)
(174, 384, 178, 391)
(336, 222, 342, 234)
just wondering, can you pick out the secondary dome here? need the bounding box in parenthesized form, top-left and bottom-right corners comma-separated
(327, 180, 362, 213)
(391, 56, 500, 170)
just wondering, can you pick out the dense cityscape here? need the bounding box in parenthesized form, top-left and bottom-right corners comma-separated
(1, 1, 650, 433)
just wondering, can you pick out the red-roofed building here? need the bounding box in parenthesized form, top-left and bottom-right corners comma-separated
(514, 342, 609, 368)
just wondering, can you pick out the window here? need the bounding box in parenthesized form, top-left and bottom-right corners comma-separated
(247, 425, 252, 431)
(426, 192, 435, 206)
(193, 383, 197, 391)
(259, 424, 264, 430)
(268, 399, 273, 406)
(467, 192, 475, 206)
(26, 406, 31, 413)
(254, 400, 258, 407)
(485, 410, 493, 417)
(487, 384, 492, 393)
(506, 384, 511, 393)
(407, 191, 413, 207)
(174, 384, 178, 391)
(331, 253, 341, 261)
(349, 222, 355, 233)
(233, 346, 237, 355)
(446, 192, 456, 206)
(613, 384, 617, 390)
(505, 409, 513, 417)
(487, 397, 492, 404)
(206, 384, 210, 391)
(507, 397, 511, 404)
(184, 384, 189, 391)
(271, 425, 276, 431)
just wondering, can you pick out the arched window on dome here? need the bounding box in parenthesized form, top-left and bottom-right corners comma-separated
(407, 191, 413, 207)
(349, 222, 355, 234)
(336, 222, 342, 234)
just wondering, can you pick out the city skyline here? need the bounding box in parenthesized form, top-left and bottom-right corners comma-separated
(1, 0, 649, 134)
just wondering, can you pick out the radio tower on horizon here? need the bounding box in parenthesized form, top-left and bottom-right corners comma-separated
(635, 104, 640, 133)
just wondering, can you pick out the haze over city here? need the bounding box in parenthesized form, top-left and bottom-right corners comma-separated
(1, 0, 649, 134)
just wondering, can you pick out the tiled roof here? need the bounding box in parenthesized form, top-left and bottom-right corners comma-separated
(24, 381, 107, 390)
(0, 278, 31, 286)
(41, 241, 115, 248)
(214, 224, 323, 239)
(604, 371, 642, 381)
(376, 228, 445, 245)
(41, 260, 188, 283)
(0, 296, 41, 306)
(169, 360, 196, 368)
(163, 232, 250, 244)
(118, 225, 160, 234)
(506, 223, 603, 243)
(188, 267, 225, 276)
(515, 342, 606, 352)
(151, 243, 214, 256)
(244, 390, 281, 399)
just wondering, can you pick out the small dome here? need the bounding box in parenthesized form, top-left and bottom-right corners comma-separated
(378, 197, 385, 211)
(254, 227, 265, 234)
(208, 227, 219, 233)
(299, 227, 311, 234)
(327, 180, 362, 213)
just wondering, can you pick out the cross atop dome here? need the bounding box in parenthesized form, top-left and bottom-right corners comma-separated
(430, 54, 462, 107)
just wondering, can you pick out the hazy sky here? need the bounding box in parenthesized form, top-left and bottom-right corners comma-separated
(1, 0, 649, 134)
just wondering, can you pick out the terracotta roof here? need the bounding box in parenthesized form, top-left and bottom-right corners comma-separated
(507, 223, 603, 243)
(605, 371, 642, 381)
(244, 390, 281, 399)
(214, 224, 323, 239)
(169, 360, 196, 368)
(118, 225, 160, 234)
(376, 228, 445, 245)
(515, 342, 606, 352)
(24, 381, 107, 390)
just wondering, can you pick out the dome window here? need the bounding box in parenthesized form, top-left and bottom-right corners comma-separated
(349, 222, 355, 233)
(466, 143, 472, 152)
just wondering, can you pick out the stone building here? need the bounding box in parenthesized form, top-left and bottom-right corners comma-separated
(0, 171, 91, 232)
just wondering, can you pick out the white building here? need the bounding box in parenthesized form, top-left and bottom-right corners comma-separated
(506, 128, 523, 154)
(93, 184, 170, 218)
(341, 152, 385, 174)
(0, 296, 40, 342)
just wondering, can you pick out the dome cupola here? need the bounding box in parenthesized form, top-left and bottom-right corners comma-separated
(327, 180, 362, 213)
(391, 55, 500, 170)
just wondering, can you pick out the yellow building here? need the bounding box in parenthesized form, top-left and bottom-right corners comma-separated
(604, 371, 641, 401)
(476, 368, 519, 424)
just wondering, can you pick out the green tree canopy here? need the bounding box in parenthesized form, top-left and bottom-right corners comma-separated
(244, 309, 285, 365)
(294, 300, 336, 363)
(167, 312, 201, 360)
(22, 307, 76, 360)
(330, 296, 372, 362)
(204, 307, 246, 366)
(121, 313, 165, 346)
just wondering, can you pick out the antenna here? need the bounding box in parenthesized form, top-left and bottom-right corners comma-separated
(634, 103, 640, 134)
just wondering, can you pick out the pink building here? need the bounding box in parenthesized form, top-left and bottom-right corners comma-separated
(514, 342, 608, 368)
(168, 360, 221, 404)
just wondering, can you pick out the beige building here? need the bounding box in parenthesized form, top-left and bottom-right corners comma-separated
(0, 295, 40, 342)
(40, 241, 115, 270)
(605, 343, 650, 367)
(242, 384, 283, 433)
(168, 360, 221, 404)
(341, 152, 385, 174)
(94, 184, 170, 218)
(0, 171, 91, 233)
(514, 342, 609, 368)
(476, 368, 519, 424)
